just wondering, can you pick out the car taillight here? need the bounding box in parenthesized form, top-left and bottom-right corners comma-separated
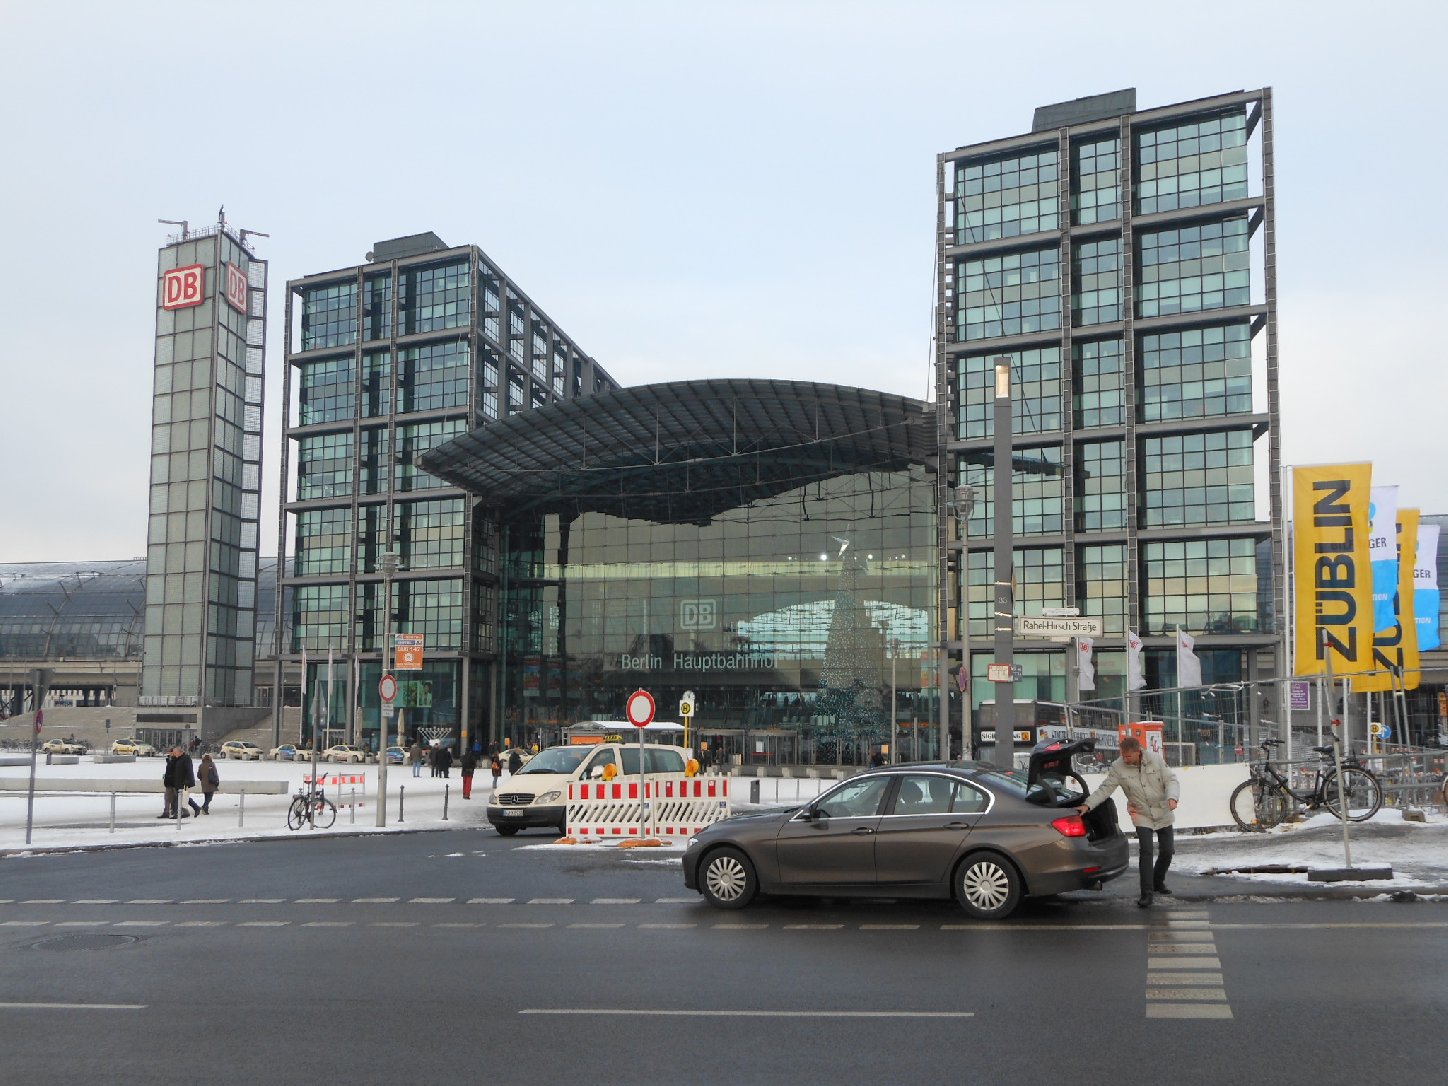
(1051, 815, 1087, 837)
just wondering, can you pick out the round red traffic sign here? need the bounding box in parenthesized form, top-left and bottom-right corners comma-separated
(625, 689, 655, 728)
(379, 673, 398, 704)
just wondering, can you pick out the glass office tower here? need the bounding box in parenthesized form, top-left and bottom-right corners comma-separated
(934, 88, 1281, 715)
(143, 221, 267, 711)
(276, 233, 617, 750)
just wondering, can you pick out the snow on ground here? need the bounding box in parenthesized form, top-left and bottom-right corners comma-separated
(4, 756, 1446, 894)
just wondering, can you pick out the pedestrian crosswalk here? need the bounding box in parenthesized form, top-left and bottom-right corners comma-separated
(1144, 906, 1232, 1019)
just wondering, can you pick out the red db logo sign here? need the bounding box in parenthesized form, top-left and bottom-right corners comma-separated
(163, 264, 205, 310)
(224, 262, 248, 312)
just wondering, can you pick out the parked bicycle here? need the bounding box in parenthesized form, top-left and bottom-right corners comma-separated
(286, 781, 337, 831)
(1229, 739, 1383, 831)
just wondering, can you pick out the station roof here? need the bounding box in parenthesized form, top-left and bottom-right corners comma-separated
(419, 379, 935, 525)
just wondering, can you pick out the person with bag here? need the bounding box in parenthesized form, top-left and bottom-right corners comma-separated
(489, 752, 503, 791)
(1077, 736, 1180, 907)
(160, 745, 199, 818)
(197, 753, 220, 814)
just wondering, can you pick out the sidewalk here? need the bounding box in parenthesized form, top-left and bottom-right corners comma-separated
(4, 756, 1447, 901)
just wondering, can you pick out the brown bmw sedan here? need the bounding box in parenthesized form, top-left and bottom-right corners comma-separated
(682, 756, 1128, 920)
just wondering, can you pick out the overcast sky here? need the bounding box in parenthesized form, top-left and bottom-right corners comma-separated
(2, 0, 1444, 563)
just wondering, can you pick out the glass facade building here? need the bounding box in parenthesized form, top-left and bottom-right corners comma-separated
(143, 225, 268, 709)
(421, 380, 939, 763)
(935, 88, 1282, 716)
(277, 233, 618, 749)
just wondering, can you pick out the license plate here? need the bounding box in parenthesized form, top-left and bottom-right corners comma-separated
(503, 809, 523, 818)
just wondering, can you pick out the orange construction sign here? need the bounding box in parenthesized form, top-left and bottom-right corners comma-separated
(395, 633, 425, 670)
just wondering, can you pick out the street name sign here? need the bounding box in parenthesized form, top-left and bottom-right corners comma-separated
(1015, 616, 1103, 637)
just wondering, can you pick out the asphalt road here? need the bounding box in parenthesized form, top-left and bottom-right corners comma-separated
(2, 829, 1445, 1085)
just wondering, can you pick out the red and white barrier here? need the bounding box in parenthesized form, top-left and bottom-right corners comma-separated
(567, 775, 730, 839)
(304, 773, 367, 791)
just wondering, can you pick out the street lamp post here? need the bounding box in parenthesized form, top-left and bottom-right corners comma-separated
(889, 636, 900, 763)
(376, 551, 399, 828)
(989, 359, 1015, 767)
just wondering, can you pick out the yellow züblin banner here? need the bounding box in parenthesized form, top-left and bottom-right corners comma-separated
(1353, 508, 1421, 693)
(1293, 463, 1373, 676)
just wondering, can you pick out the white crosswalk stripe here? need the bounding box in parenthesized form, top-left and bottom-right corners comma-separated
(1145, 904, 1232, 1019)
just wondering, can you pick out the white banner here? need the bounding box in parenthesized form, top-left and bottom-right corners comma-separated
(1369, 485, 1399, 633)
(1075, 637, 1095, 692)
(1415, 522, 1441, 652)
(1176, 627, 1202, 688)
(1127, 629, 1145, 691)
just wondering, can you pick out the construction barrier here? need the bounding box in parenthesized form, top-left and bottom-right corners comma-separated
(567, 774, 730, 839)
(304, 773, 367, 790)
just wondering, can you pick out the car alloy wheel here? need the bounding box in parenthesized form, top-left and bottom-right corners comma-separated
(955, 851, 1022, 920)
(701, 846, 757, 909)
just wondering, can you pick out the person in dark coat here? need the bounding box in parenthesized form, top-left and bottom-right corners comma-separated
(435, 743, 453, 779)
(460, 748, 478, 799)
(507, 748, 523, 775)
(160, 746, 198, 818)
(489, 752, 504, 791)
(197, 753, 220, 813)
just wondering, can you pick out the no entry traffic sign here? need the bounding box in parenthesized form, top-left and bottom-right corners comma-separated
(626, 689, 656, 728)
(379, 673, 398, 704)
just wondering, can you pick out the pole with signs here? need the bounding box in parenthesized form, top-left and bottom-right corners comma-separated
(25, 704, 43, 847)
(377, 551, 399, 827)
(990, 358, 1015, 767)
(679, 690, 696, 753)
(626, 689, 655, 838)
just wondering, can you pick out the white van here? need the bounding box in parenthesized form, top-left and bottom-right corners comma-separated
(486, 740, 689, 836)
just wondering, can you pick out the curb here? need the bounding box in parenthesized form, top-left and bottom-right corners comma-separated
(0, 823, 453, 858)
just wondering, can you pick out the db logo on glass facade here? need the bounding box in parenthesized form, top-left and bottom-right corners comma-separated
(680, 599, 717, 630)
(162, 264, 205, 310)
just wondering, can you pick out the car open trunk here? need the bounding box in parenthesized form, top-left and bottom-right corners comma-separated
(1027, 736, 1122, 844)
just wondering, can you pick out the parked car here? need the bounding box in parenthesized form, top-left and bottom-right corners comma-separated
(269, 744, 298, 761)
(220, 740, 265, 760)
(111, 738, 143, 756)
(385, 745, 406, 765)
(41, 738, 85, 755)
(682, 740, 1128, 920)
(323, 744, 367, 764)
(488, 742, 689, 836)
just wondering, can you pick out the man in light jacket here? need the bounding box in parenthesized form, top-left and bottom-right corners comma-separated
(1077, 736, 1180, 907)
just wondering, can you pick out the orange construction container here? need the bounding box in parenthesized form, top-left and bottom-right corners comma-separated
(1119, 721, 1165, 755)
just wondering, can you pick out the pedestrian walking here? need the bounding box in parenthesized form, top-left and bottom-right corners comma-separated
(460, 748, 478, 799)
(1077, 736, 1180, 907)
(489, 752, 503, 791)
(410, 739, 423, 778)
(197, 753, 219, 814)
(160, 746, 199, 818)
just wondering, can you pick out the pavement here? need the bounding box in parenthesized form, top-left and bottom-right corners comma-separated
(4, 758, 1447, 902)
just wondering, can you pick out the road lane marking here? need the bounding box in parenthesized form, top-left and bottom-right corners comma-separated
(528, 898, 574, 905)
(369, 922, 418, 927)
(435, 923, 483, 928)
(56, 921, 110, 927)
(302, 921, 353, 928)
(239, 899, 285, 904)
(409, 897, 456, 904)
(712, 923, 769, 929)
(1148, 957, 1221, 969)
(176, 921, 225, 927)
(1147, 1004, 1233, 1019)
(296, 898, 340, 904)
(653, 898, 696, 904)
(20, 899, 63, 905)
(125, 899, 172, 904)
(238, 921, 290, 927)
(569, 923, 626, 929)
(1, 921, 49, 927)
(521, 1009, 975, 1018)
(353, 897, 400, 903)
(861, 924, 921, 930)
(639, 923, 696, 929)
(0, 1002, 145, 1011)
(114, 920, 167, 927)
(1147, 989, 1228, 1001)
(71, 899, 118, 905)
(499, 923, 554, 929)
(784, 924, 845, 930)
(1148, 973, 1224, 986)
(180, 899, 229, 905)
(467, 898, 515, 904)
(1147, 943, 1218, 954)
(590, 898, 641, 904)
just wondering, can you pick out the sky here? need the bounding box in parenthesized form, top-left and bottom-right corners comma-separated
(2, 0, 1445, 563)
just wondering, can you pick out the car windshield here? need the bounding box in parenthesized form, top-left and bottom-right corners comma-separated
(517, 747, 590, 774)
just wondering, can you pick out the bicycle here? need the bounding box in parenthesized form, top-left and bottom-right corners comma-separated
(286, 782, 337, 831)
(1229, 739, 1383, 831)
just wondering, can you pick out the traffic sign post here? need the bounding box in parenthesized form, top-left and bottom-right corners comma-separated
(625, 690, 657, 839)
(679, 689, 695, 752)
(379, 673, 398, 704)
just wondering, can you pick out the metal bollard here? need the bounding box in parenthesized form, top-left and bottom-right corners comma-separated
(350, 787, 356, 824)
(238, 791, 245, 828)
(443, 784, 450, 821)
(110, 792, 116, 834)
(398, 785, 405, 823)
